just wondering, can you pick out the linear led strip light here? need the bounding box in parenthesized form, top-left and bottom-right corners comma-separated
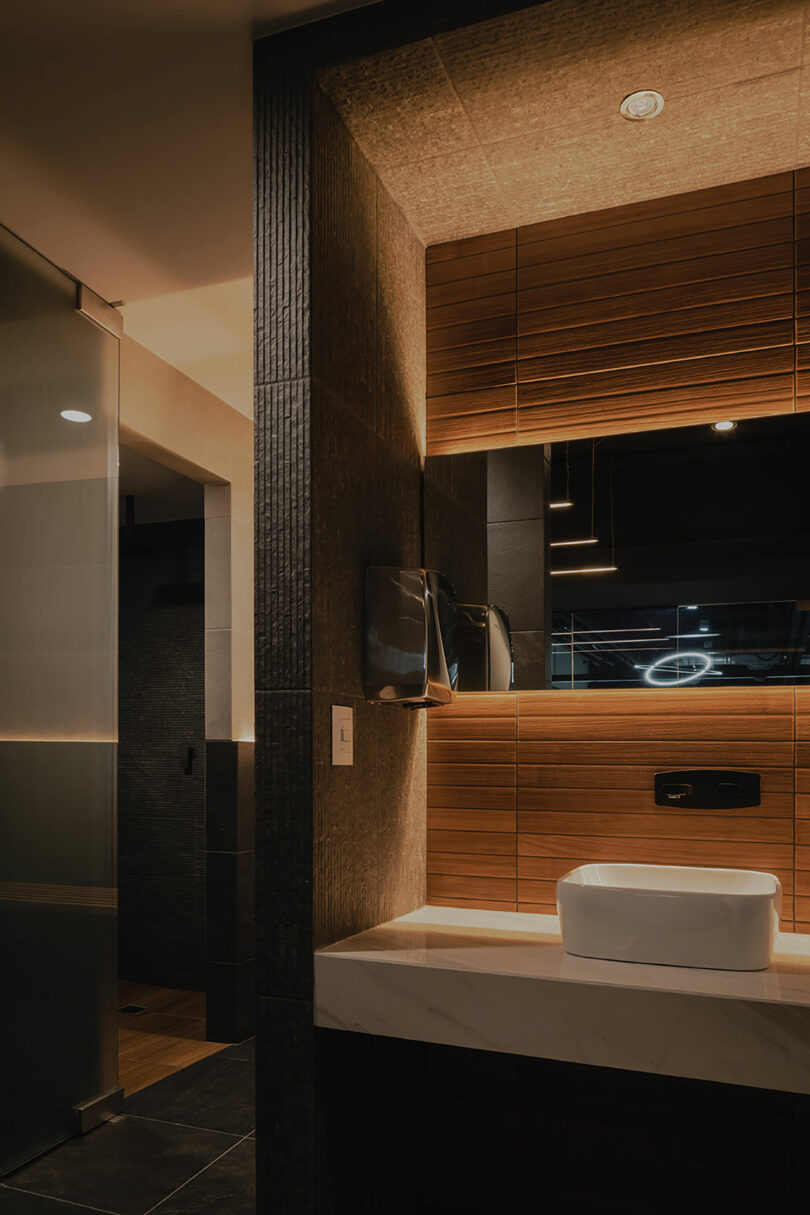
(550, 565, 617, 575)
(550, 537, 598, 548)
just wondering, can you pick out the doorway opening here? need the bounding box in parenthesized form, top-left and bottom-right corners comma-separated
(117, 446, 226, 1095)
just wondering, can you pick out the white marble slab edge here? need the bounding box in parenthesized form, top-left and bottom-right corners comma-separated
(315, 905, 810, 1094)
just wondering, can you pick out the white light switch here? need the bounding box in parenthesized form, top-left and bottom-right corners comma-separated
(331, 705, 354, 766)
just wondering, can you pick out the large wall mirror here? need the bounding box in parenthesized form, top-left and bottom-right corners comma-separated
(424, 413, 810, 692)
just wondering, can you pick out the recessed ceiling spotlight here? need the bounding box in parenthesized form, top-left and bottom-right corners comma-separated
(712, 420, 737, 432)
(60, 409, 92, 423)
(620, 90, 664, 121)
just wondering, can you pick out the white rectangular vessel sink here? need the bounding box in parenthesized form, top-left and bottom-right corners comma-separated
(557, 863, 781, 971)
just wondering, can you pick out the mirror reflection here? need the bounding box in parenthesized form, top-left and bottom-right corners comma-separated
(424, 413, 810, 691)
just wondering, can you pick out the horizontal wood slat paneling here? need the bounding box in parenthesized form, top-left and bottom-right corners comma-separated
(426, 170, 804, 453)
(518, 293, 794, 360)
(518, 191, 794, 267)
(518, 217, 794, 291)
(515, 173, 794, 245)
(518, 269, 794, 338)
(426, 687, 801, 931)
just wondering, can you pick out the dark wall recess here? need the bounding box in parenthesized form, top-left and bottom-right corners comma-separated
(118, 519, 206, 991)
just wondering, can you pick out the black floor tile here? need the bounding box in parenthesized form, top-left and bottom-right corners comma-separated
(219, 1037, 254, 1063)
(6, 1117, 237, 1215)
(0, 1188, 114, 1214)
(150, 1138, 254, 1214)
(125, 1056, 254, 1136)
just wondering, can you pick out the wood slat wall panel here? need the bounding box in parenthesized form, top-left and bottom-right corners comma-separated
(519, 764, 794, 791)
(518, 270, 795, 338)
(519, 218, 794, 291)
(426, 170, 805, 453)
(517, 321, 793, 385)
(515, 173, 794, 244)
(426, 229, 515, 265)
(516, 346, 795, 407)
(426, 688, 800, 930)
(796, 688, 810, 928)
(518, 192, 794, 267)
(517, 244, 794, 315)
(516, 375, 795, 444)
(518, 687, 793, 716)
(518, 293, 794, 360)
(425, 695, 518, 909)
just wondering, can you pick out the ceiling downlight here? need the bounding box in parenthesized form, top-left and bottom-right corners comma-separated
(620, 90, 664, 121)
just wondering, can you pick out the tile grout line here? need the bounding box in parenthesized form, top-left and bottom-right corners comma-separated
(123, 1111, 253, 1137)
(1, 1181, 119, 1215)
(140, 1132, 254, 1215)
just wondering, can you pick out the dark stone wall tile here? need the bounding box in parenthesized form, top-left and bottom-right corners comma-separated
(312, 85, 377, 424)
(253, 63, 311, 389)
(206, 850, 255, 964)
(254, 382, 311, 693)
(374, 705, 427, 923)
(256, 996, 315, 1215)
(206, 960, 255, 1044)
(487, 445, 547, 523)
(311, 391, 378, 701)
(118, 519, 205, 991)
(376, 183, 426, 454)
(255, 690, 313, 1001)
(487, 517, 546, 632)
(423, 457, 488, 604)
(512, 629, 550, 690)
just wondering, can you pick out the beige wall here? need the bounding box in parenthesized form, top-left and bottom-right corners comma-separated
(119, 335, 254, 741)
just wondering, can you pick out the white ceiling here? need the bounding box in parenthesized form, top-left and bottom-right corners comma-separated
(0, 0, 372, 418)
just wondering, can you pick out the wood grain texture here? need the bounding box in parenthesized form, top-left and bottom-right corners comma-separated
(117, 982, 227, 1096)
(426, 170, 804, 453)
(426, 687, 800, 930)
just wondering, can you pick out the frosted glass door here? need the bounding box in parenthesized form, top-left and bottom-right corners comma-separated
(0, 223, 118, 1173)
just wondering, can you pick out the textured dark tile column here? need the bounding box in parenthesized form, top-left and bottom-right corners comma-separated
(205, 741, 256, 1043)
(254, 42, 316, 1214)
(254, 6, 541, 1212)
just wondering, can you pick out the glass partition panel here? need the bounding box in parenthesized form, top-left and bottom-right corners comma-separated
(0, 223, 118, 1172)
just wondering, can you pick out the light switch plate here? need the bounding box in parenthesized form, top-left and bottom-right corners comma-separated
(331, 705, 354, 766)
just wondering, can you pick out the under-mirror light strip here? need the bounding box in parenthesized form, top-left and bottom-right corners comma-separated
(550, 537, 598, 548)
(549, 500, 573, 509)
(550, 565, 618, 575)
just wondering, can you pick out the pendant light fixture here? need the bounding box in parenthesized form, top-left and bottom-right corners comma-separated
(550, 440, 618, 575)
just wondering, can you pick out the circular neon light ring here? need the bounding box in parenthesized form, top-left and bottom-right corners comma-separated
(644, 651, 713, 687)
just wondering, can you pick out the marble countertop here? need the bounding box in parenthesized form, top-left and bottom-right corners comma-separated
(315, 906, 810, 1094)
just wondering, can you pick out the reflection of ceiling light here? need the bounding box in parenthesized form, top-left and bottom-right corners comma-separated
(552, 627, 661, 635)
(712, 420, 736, 432)
(643, 651, 713, 687)
(683, 605, 699, 610)
(550, 537, 598, 548)
(620, 90, 664, 121)
(552, 637, 663, 646)
(60, 409, 92, 423)
(550, 500, 573, 509)
(550, 566, 618, 576)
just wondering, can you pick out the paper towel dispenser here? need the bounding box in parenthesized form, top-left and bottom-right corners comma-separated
(364, 567, 458, 706)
